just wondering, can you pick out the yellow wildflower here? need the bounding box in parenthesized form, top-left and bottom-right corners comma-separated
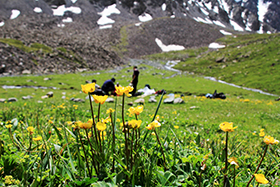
(96, 121, 106, 131)
(33, 136, 42, 141)
(27, 126, 34, 133)
(128, 105, 144, 115)
(106, 108, 115, 114)
(102, 117, 111, 124)
(259, 129, 265, 137)
(174, 125, 179, 129)
(146, 120, 161, 130)
(219, 122, 237, 132)
(5, 124, 12, 129)
(115, 85, 133, 96)
(79, 119, 93, 129)
(128, 119, 142, 129)
(81, 83, 96, 94)
(92, 95, 108, 104)
(254, 174, 269, 184)
(263, 136, 279, 145)
(228, 157, 239, 168)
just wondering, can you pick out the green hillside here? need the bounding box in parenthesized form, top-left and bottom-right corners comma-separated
(145, 33, 280, 95)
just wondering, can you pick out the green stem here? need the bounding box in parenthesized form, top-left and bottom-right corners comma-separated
(121, 94, 129, 167)
(223, 132, 228, 187)
(154, 129, 167, 170)
(110, 113, 115, 172)
(246, 145, 268, 187)
(130, 129, 134, 172)
(85, 129, 98, 175)
(78, 130, 92, 177)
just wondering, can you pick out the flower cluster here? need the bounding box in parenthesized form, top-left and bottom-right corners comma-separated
(128, 105, 144, 116)
(115, 86, 133, 97)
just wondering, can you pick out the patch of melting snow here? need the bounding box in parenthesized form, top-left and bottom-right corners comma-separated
(34, 7, 42, 13)
(209, 43, 225, 49)
(139, 13, 153, 22)
(155, 38, 185, 52)
(220, 30, 232, 35)
(0, 21, 4, 27)
(10, 10, 20, 19)
(53, 5, 81, 16)
(99, 25, 113, 29)
(62, 17, 73, 23)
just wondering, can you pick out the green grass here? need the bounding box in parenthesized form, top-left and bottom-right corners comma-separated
(145, 33, 280, 95)
(0, 38, 53, 53)
(1, 33, 280, 186)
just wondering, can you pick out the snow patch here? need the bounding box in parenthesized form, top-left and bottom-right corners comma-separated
(0, 21, 4, 27)
(71, 0, 78, 3)
(10, 10, 20, 19)
(34, 7, 42, 13)
(139, 13, 153, 22)
(162, 3, 166, 11)
(155, 38, 185, 52)
(99, 25, 113, 29)
(213, 20, 226, 27)
(220, 30, 232, 35)
(62, 17, 73, 23)
(135, 22, 142, 26)
(53, 5, 81, 16)
(57, 23, 65, 27)
(258, 0, 271, 22)
(230, 20, 244, 31)
(97, 16, 115, 25)
(97, 4, 120, 26)
(97, 4, 120, 17)
(209, 43, 225, 49)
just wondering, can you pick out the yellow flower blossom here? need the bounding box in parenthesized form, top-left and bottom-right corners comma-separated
(128, 119, 142, 129)
(81, 83, 96, 94)
(146, 120, 161, 130)
(5, 124, 12, 129)
(174, 125, 179, 129)
(228, 157, 239, 168)
(254, 174, 269, 184)
(27, 126, 34, 133)
(219, 122, 237, 132)
(96, 121, 106, 131)
(92, 95, 108, 104)
(79, 119, 93, 129)
(116, 118, 121, 122)
(115, 85, 133, 96)
(102, 117, 111, 124)
(106, 108, 115, 114)
(263, 136, 279, 145)
(33, 136, 42, 141)
(128, 105, 144, 115)
(259, 129, 265, 137)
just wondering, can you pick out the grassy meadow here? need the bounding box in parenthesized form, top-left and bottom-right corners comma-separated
(0, 33, 280, 186)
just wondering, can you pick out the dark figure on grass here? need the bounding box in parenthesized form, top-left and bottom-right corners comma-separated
(90, 79, 103, 95)
(102, 78, 116, 95)
(131, 66, 139, 96)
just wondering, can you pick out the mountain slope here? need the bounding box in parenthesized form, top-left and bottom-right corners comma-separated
(0, 0, 279, 75)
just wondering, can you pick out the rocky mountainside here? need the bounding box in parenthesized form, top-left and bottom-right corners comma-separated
(0, 0, 279, 75)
